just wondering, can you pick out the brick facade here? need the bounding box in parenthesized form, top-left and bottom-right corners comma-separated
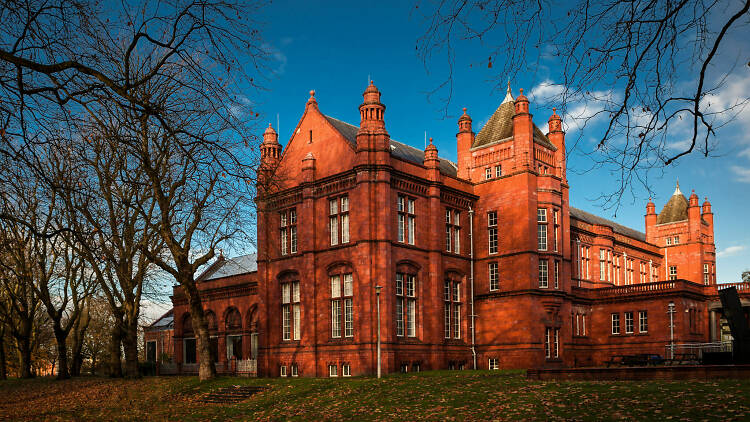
(163, 82, 745, 377)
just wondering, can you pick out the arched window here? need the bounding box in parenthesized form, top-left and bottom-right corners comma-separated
(182, 313, 193, 337)
(225, 307, 242, 331)
(225, 307, 242, 360)
(205, 310, 217, 331)
(181, 313, 196, 364)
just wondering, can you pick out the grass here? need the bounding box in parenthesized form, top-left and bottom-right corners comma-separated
(1, 370, 749, 421)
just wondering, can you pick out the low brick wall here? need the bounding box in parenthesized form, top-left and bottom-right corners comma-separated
(527, 365, 750, 381)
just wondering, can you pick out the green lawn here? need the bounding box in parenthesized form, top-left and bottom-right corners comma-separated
(1, 370, 748, 421)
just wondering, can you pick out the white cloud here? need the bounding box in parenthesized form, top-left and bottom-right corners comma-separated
(730, 165, 750, 183)
(717, 245, 746, 258)
(529, 80, 565, 101)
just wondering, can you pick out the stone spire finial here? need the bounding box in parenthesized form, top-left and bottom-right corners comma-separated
(502, 81, 514, 104)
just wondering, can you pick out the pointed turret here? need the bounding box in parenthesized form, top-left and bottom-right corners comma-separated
(512, 88, 533, 169)
(456, 107, 474, 180)
(547, 107, 566, 180)
(645, 197, 657, 243)
(657, 181, 689, 224)
(358, 81, 387, 134)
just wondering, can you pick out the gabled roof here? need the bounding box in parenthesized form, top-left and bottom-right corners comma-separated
(570, 207, 646, 242)
(202, 253, 258, 281)
(323, 115, 458, 177)
(473, 101, 556, 150)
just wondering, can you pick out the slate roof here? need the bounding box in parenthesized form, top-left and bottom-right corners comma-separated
(473, 101, 557, 150)
(657, 190, 689, 224)
(147, 309, 174, 331)
(324, 115, 458, 177)
(203, 253, 258, 281)
(570, 207, 646, 242)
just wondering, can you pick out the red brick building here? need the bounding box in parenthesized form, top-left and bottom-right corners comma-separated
(165, 82, 744, 377)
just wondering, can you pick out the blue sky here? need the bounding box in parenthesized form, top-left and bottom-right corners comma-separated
(248, 0, 749, 282)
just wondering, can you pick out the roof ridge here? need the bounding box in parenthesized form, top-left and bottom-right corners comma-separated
(569, 207, 646, 241)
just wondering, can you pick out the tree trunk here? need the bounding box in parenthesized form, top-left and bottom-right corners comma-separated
(15, 319, 33, 379)
(121, 318, 139, 378)
(0, 328, 7, 380)
(70, 306, 90, 377)
(107, 323, 123, 378)
(186, 283, 215, 381)
(53, 326, 70, 380)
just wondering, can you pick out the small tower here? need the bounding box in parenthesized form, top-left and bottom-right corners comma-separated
(547, 107, 566, 181)
(512, 88, 533, 169)
(645, 197, 657, 243)
(456, 108, 474, 180)
(702, 197, 713, 227)
(356, 81, 389, 152)
(424, 137, 440, 182)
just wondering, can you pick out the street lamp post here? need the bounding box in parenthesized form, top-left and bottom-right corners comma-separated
(375, 285, 382, 378)
(668, 301, 676, 359)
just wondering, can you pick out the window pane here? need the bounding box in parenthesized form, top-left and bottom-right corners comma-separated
(293, 304, 301, 340)
(408, 216, 415, 244)
(407, 299, 416, 337)
(453, 304, 460, 339)
(444, 305, 451, 338)
(292, 281, 300, 303)
(282, 283, 290, 304)
(331, 275, 341, 298)
(280, 212, 287, 227)
(396, 298, 404, 336)
(444, 280, 450, 301)
(406, 275, 415, 297)
(445, 209, 451, 224)
(398, 196, 404, 212)
(398, 214, 405, 242)
(408, 199, 415, 214)
(290, 209, 297, 224)
(344, 298, 353, 337)
(343, 273, 353, 296)
(489, 263, 499, 291)
(332, 300, 341, 338)
(341, 214, 349, 243)
(282, 305, 291, 340)
(452, 283, 460, 302)
(330, 216, 338, 245)
(341, 196, 349, 212)
(290, 226, 297, 253)
(446, 225, 452, 252)
(280, 228, 287, 255)
(395, 273, 403, 296)
(537, 208, 547, 223)
(454, 228, 460, 253)
(538, 224, 547, 250)
(329, 199, 338, 215)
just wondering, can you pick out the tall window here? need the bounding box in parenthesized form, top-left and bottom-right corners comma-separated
(495, 165, 502, 177)
(611, 313, 620, 335)
(545, 328, 559, 359)
(639, 311, 648, 333)
(613, 255, 621, 285)
(329, 196, 349, 246)
(625, 311, 634, 334)
(485, 167, 492, 179)
(444, 279, 461, 339)
(488, 211, 498, 254)
(398, 195, 416, 245)
(626, 259, 634, 284)
(281, 280, 301, 341)
(445, 209, 461, 253)
(539, 259, 549, 288)
(554, 260, 560, 289)
(553, 210, 559, 252)
(703, 264, 710, 284)
(396, 273, 417, 337)
(280, 208, 297, 255)
(537, 208, 548, 251)
(581, 246, 590, 280)
(639, 262, 648, 283)
(489, 262, 499, 291)
(666, 237, 672, 246)
(599, 249, 606, 281)
(331, 273, 354, 338)
(669, 266, 677, 280)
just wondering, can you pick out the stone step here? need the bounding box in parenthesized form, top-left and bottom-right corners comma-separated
(202, 385, 268, 404)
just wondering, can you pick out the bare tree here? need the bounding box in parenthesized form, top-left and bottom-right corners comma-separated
(0, 0, 268, 381)
(417, 0, 750, 205)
